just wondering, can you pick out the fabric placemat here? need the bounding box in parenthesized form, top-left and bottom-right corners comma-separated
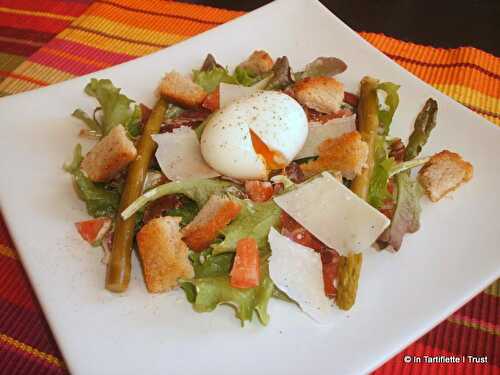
(0, 1, 498, 374)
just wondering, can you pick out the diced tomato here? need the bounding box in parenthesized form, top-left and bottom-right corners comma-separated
(75, 218, 112, 245)
(245, 180, 274, 202)
(343, 92, 359, 107)
(230, 237, 260, 289)
(202, 87, 220, 111)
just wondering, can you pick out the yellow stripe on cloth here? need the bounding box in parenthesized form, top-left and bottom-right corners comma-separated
(58, 28, 160, 57)
(447, 316, 500, 336)
(0, 244, 16, 259)
(0, 62, 74, 93)
(0, 7, 76, 21)
(0, 333, 65, 368)
(485, 280, 500, 297)
(72, 14, 188, 48)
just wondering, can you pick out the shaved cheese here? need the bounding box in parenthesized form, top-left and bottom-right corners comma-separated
(273, 172, 390, 254)
(219, 76, 271, 108)
(295, 115, 356, 159)
(268, 228, 340, 324)
(153, 127, 220, 181)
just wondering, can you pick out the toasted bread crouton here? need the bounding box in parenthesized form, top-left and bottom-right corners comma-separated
(159, 71, 207, 109)
(237, 50, 274, 75)
(418, 150, 473, 202)
(182, 194, 241, 251)
(137, 216, 194, 293)
(293, 76, 344, 113)
(81, 125, 137, 182)
(301, 131, 368, 179)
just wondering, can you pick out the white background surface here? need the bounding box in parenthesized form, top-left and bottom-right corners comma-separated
(0, 0, 499, 374)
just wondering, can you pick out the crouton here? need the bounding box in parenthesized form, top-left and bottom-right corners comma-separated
(418, 150, 473, 202)
(301, 131, 368, 179)
(159, 71, 207, 109)
(293, 76, 344, 113)
(182, 194, 241, 251)
(137, 216, 194, 293)
(237, 50, 274, 75)
(81, 125, 137, 182)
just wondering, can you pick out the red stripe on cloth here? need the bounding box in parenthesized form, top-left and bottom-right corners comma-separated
(374, 341, 497, 374)
(0, 216, 15, 248)
(0, 14, 71, 34)
(49, 38, 134, 65)
(0, 300, 60, 357)
(0, 342, 66, 375)
(0, 26, 54, 43)
(421, 318, 500, 366)
(452, 292, 499, 327)
(0, 0, 90, 16)
(0, 257, 37, 310)
(30, 49, 108, 76)
(0, 39, 39, 56)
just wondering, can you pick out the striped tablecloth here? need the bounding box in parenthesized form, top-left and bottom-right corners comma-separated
(0, 1, 498, 374)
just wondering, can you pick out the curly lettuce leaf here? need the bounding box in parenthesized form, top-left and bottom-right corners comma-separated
(64, 144, 120, 217)
(122, 178, 233, 220)
(190, 250, 235, 278)
(78, 78, 142, 137)
(180, 265, 274, 326)
(295, 57, 347, 80)
(211, 199, 281, 254)
(71, 109, 101, 136)
(377, 82, 400, 135)
(192, 66, 237, 93)
(378, 172, 423, 251)
(367, 136, 396, 209)
(233, 66, 262, 87)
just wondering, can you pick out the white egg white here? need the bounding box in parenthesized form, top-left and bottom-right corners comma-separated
(200, 90, 308, 180)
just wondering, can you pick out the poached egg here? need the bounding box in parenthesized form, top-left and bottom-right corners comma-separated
(200, 91, 308, 180)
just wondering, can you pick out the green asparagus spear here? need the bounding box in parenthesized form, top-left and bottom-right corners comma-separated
(105, 98, 167, 293)
(335, 252, 363, 310)
(351, 76, 380, 200)
(404, 98, 438, 161)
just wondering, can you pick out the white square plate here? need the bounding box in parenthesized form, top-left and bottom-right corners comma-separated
(0, 1, 499, 374)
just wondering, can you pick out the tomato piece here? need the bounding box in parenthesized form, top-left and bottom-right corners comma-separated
(245, 180, 274, 202)
(202, 87, 220, 111)
(75, 218, 112, 244)
(230, 237, 260, 289)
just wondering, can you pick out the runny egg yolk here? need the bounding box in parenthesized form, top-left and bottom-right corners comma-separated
(250, 129, 286, 170)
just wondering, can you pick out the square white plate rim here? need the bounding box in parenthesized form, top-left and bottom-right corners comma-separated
(0, 0, 499, 374)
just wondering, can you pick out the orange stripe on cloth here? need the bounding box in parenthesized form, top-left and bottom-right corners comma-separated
(360, 32, 500, 77)
(0, 333, 64, 368)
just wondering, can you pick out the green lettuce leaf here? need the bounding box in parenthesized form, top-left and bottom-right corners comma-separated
(64, 144, 120, 217)
(165, 197, 199, 227)
(190, 250, 235, 278)
(211, 199, 281, 254)
(77, 78, 142, 137)
(180, 265, 274, 326)
(233, 66, 262, 86)
(192, 66, 237, 93)
(377, 82, 400, 135)
(71, 109, 101, 136)
(367, 136, 396, 209)
(121, 178, 233, 220)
